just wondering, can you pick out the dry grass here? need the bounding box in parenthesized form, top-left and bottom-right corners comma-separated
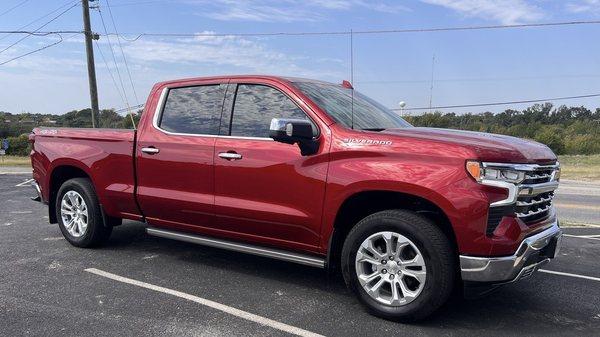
(559, 155, 600, 182)
(0, 155, 30, 167)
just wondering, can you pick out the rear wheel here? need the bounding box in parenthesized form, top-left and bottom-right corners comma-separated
(341, 209, 455, 321)
(56, 178, 112, 247)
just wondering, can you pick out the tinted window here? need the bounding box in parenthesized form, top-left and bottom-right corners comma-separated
(230, 84, 310, 138)
(294, 82, 411, 130)
(159, 85, 225, 135)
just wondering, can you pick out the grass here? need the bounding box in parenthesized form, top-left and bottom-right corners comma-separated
(558, 154, 600, 182)
(2, 154, 599, 181)
(0, 155, 30, 167)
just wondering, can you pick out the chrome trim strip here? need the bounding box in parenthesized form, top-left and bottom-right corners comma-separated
(482, 179, 518, 207)
(524, 173, 551, 180)
(516, 194, 553, 207)
(146, 228, 326, 268)
(516, 203, 552, 218)
(482, 162, 560, 171)
(460, 219, 562, 283)
(151, 87, 274, 141)
(518, 181, 559, 196)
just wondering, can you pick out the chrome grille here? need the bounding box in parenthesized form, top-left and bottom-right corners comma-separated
(483, 162, 560, 235)
(515, 164, 559, 225)
(522, 169, 554, 184)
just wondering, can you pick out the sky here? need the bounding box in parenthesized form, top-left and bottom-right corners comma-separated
(0, 0, 599, 116)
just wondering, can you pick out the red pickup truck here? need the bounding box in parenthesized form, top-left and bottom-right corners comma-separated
(30, 75, 562, 321)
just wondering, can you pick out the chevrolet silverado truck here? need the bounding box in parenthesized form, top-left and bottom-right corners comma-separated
(30, 75, 562, 321)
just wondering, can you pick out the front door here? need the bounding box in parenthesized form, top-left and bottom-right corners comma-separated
(136, 82, 228, 231)
(213, 81, 329, 251)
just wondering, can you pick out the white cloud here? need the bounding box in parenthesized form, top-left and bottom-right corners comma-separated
(420, 0, 545, 24)
(566, 0, 600, 13)
(190, 0, 409, 22)
(120, 32, 345, 79)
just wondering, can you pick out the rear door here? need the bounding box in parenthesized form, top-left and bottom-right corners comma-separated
(213, 80, 329, 251)
(136, 81, 228, 231)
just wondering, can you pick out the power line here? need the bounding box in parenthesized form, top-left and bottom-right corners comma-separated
(0, 2, 79, 55)
(3, 18, 600, 41)
(99, 19, 600, 41)
(114, 104, 144, 114)
(96, 4, 136, 127)
(392, 93, 600, 111)
(105, 0, 139, 106)
(0, 0, 80, 41)
(103, 0, 168, 7)
(0, 30, 82, 35)
(357, 74, 600, 84)
(0, 0, 30, 18)
(94, 39, 126, 107)
(0, 33, 64, 66)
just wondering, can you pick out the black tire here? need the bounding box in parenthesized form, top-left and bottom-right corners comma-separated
(341, 209, 455, 322)
(55, 178, 112, 248)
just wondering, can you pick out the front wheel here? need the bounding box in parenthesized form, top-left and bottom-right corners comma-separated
(341, 210, 455, 321)
(56, 178, 112, 248)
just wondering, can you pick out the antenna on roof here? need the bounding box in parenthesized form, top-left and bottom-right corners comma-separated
(349, 29, 355, 129)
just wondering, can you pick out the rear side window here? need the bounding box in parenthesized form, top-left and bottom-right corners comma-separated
(230, 84, 310, 138)
(159, 85, 225, 135)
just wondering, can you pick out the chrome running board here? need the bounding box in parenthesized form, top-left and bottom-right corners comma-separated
(146, 227, 326, 268)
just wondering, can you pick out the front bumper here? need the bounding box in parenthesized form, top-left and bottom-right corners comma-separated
(460, 219, 562, 283)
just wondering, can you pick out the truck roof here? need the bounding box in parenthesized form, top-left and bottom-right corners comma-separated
(154, 75, 339, 87)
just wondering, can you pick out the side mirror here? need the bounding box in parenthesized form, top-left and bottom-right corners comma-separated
(269, 118, 319, 156)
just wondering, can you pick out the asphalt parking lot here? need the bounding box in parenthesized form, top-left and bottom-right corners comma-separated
(1, 173, 600, 336)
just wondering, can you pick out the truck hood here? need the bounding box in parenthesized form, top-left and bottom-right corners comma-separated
(382, 127, 557, 164)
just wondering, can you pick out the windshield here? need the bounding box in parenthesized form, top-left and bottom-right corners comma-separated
(293, 82, 412, 130)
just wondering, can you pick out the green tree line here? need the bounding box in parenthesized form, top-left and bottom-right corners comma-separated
(0, 109, 141, 156)
(405, 103, 600, 155)
(1, 103, 599, 156)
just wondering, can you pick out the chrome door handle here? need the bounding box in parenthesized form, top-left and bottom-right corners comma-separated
(218, 152, 242, 160)
(141, 147, 160, 154)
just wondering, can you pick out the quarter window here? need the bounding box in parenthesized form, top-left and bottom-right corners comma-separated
(159, 85, 225, 135)
(230, 84, 311, 138)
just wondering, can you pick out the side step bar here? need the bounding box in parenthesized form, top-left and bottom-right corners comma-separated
(146, 227, 326, 268)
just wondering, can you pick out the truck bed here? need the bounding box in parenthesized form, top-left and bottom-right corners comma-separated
(30, 127, 141, 221)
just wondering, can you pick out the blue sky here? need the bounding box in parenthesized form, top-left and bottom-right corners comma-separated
(1, 0, 599, 115)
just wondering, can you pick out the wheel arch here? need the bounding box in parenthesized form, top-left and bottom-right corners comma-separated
(47, 163, 93, 224)
(326, 190, 459, 275)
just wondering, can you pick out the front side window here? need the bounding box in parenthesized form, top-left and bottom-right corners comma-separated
(293, 82, 412, 130)
(230, 84, 311, 138)
(159, 85, 225, 135)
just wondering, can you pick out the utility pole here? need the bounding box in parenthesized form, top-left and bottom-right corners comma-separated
(82, 0, 99, 128)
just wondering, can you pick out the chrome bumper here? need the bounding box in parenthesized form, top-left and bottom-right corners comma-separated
(460, 220, 562, 283)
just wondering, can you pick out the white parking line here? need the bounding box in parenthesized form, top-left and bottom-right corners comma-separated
(563, 234, 600, 241)
(539, 269, 600, 282)
(15, 178, 34, 187)
(85, 268, 325, 337)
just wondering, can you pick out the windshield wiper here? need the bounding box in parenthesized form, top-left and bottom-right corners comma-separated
(361, 128, 386, 132)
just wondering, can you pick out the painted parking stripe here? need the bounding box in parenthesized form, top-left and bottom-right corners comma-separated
(539, 269, 600, 282)
(554, 202, 600, 211)
(563, 234, 600, 241)
(15, 178, 34, 187)
(85, 268, 325, 337)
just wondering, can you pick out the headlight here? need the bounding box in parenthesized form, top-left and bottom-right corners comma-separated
(466, 161, 526, 184)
